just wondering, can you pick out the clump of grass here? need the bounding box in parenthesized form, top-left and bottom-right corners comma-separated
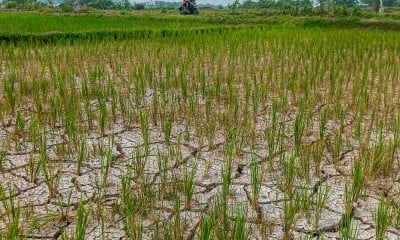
(375, 196, 392, 240)
(183, 164, 196, 210)
(312, 186, 329, 229)
(293, 113, 305, 154)
(77, 139, 86, 176)
(312, 140, 325, 176)
(0, 183, 21, 240)
(40, 135, 60, 199)
(351, 158, 367, 202)
(250, 158, 263, 209)
(3, 74, 17, 114)
(281, 153, 296, 196)
(199, 215, 213, 240)
(232, 207, 249, 240)
(161, 110, 174, 145)
(140, 112, 150, 155)
(72, 199, 91, 240)
(341, 181, 358, 240)
(15, 110, 25, 135)
(27, 154, 40, 183)
(394, 201, 400, 229)
(283, 196, 300, 240)
(319, 108, 327, 140)
(132, 147, 147, 179)
(0, 148, 6, 172)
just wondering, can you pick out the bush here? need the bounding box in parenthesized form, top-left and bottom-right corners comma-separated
(133, 3, 145, 10)
(300, 5, 313, 15)
(60, 0, 75, 12)
(352, 5, 362, 16)
(4, 0, 18, 8)
(60, 2, 74, 12)
(333, 5, 349, 16)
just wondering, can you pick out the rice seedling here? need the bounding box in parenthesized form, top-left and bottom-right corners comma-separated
(39, 135, 60, 199)
(340, 208, 358, 240)
(0, 183, 21, 240)
(198, 215, 213, 240)
(183, 164, 196, 210)
(298, 145, 311, 183)
(341, 181, 358, 240)
(319, 108, 327, 140)
(232, 206, 249, 240)
(97, 91, 108, 136)
(283, 196, 300, 240)
(281, 153, 296, 196)
(173, 197, 183, 240)
(375, 196, 392, 240)
(100, 138, 114, 189)
(73, 199, 91, 240)
(15, 111, 25, 135)
(250, 158, 263, 209)
(132, 147, 147, 179)
(157, 149, 169, 200)
(3, 75, 16, 115)
(161, 110, 174, 145)
(312, 140, 325, 177)
(0, 148, 5, 171)
(351, 157, 367, 202)
(312, 186, 329, 229)
(121, 185, 144, 239)
(140, 112, 150, 155)
(394, 202, 400, 229)
(76, 139, 86, 176)
(1, 14, 400, 239)
(26, 154, 40, 183)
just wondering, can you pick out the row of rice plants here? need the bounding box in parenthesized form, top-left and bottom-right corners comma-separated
(0, 26, 400, 238)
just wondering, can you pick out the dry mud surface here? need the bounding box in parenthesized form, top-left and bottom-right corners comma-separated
(1, 108, 400, 239)
(1, 29, 400, 239)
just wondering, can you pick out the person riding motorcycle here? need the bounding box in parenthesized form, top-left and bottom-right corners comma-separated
(183, 0, 190, 11)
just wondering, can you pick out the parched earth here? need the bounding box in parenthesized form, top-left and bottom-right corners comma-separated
(1, 99, 400, 239)
(1, 27, 400, 240)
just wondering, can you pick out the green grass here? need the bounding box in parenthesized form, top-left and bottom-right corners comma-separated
(1, 10, 400, 43)
(1, 10, 400, 239)
(0, 12, 208, 34)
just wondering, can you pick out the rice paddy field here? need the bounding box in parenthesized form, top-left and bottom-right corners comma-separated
(1, 11, 400, 240)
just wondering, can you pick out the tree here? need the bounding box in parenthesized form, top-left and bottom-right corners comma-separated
(383, 0, 400, 6)
(333, 0, 358, 7)
(123, 0, 131, 9)
(133, 3, 145, 10)
(1, 0, 44, 9)
(228, 0, 240, 11)
(258, 0, 273, 8)
(241, 0, 258, 8)
(372, 0, 384, 12)
(60, 0, 75, 11)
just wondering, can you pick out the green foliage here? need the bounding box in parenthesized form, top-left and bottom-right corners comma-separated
(73, 200, 90, 240)
(228, 0, 240, 11)
(375, 197, 392, 240)
(1, 0, 45, 10)
(60, 1, 74, 12)
(133, 3, 145, 10)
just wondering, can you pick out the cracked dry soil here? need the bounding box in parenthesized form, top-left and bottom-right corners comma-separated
(1, 28, 400, 239)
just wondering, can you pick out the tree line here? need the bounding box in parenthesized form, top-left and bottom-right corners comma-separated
(0, 0, 398, 12)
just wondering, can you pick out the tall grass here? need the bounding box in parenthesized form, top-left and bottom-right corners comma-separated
(0, 21, 399, 239)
